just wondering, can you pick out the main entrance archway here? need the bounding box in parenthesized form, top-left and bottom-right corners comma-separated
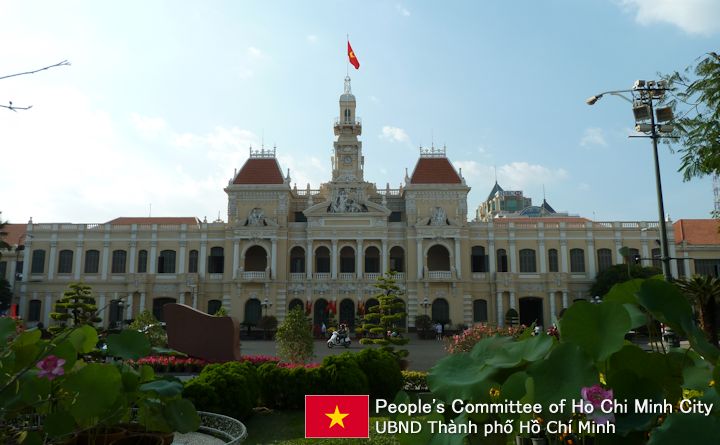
(519, 297, 544, 328)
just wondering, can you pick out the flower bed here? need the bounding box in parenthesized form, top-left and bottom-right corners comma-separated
(444, 323, 525, 354)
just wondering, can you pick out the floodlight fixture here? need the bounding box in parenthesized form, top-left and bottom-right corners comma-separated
(633, 80, 646, 89)
(659, 124, 674, 133)
(633, 103, 652, 122)
(635, 123, 652, 133)
(655, 106, 674, 123)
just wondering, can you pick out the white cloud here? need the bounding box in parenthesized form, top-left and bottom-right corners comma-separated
(499, 162, 568, 190)
(130, 113, 167, 138)
(617, 0, 720, 35)
(278, 154, 328, 188)
(306, 35, 318, 43)
(380, 126, 410, 143)
(247, 46, 264, 58)
(580, 127, 607, 147)
(369, 95, 380, 103)
(396, 4, 411, 16)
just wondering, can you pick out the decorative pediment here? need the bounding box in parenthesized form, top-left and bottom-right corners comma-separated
(303, 199, 391, 218)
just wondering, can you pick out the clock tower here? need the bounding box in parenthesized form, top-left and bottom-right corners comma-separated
(332, 76, 363, 182)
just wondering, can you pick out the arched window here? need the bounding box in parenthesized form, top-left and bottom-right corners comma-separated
(431, 298, 450, 325)
(496, 249, 508, 272)
(108, 299, 123, 328)
(244, 246, 267, 272)
(111, 250, 127, 274)
(315, 246, 330, 273)
(473, 299, 488, 323)
(597, 248, 612, 273)
(290, 246, 305, 273)
(548, 249, 559, 272)
(208, 246, 225, 274)
(570, 249, 585, 273)
(188, 250, 199, 273)
(31, 250, 46, 274)
(28, 299, 42, 322)
(137, 250, 148, 273)
(340, 246, 355, 273)
(427, 245, 450, 271)
(207, 299, 222, 315)
(58, 250, 74, 274)
(158, 250, 176, 274)
(389, 246, 405, 273)
(471, 246, 486, 273)
(344, 108, 351, 123)
(245, 299, 262, 325)
(627, 248, 640, 264)
(652, 248, 661, 269)
(364, 246, 380, 273)
(339, 299, 355, 327)
(519, 249, 536, 273)
(289, 298, 304, 312)
(152, 297, 176, 322)
(83, 250, 99, 274)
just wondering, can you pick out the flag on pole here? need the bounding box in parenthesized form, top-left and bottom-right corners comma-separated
(305, 395, 369, 438)
(347, 41, 360, 70)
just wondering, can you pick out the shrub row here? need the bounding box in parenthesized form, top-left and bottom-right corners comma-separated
(128, 354, 280, 374)
(401, 370, 428, 392)
(183, 348, 403, 418)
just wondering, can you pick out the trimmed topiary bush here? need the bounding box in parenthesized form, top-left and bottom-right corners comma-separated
(257, 362, 324, 409)
(183, 361, 259, 420)
(354, 348, 402, 400)
(320, 352, 369, 395)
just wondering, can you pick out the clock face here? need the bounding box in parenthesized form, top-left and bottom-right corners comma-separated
(343, 156, 352, 164)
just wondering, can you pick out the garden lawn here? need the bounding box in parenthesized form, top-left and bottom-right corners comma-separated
(242, 411, 399, 445)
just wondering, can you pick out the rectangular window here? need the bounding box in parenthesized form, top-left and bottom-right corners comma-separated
(158, 250, 176, 274)
(84, 250, 99, 274)
(58, 250, 73, 274)
(28, 299, 41, 322)
(519, 249, 537, 273)
(570, 249, 586, 273)
(188, 250, 199, 273)
(137, 250, 148, 273)
(31, 250, 46, 274)
(389, 212, 402, 222)
(694, 259, 720, 277)
(548, 249, 559, 272)
(597, 249, 612, 273)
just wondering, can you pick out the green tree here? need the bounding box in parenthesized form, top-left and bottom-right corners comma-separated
(590, 264, 663, 297)
(275, 306, 314, 364)
(675, 275, 720, 347)
(664, 52, 720, 182)
(358, 272, 409, 351)
(49, 282, 101, 332)
(129, 310, 167, 347)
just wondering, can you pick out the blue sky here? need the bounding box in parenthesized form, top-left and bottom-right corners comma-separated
(1, 0, 718, 224)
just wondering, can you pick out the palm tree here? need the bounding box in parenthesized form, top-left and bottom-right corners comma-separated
(676, 275, 720, 347)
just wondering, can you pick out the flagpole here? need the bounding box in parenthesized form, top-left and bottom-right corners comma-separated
(346, 34, 349, 76)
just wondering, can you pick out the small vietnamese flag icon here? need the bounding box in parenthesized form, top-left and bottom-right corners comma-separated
(305, 395, 369, 439)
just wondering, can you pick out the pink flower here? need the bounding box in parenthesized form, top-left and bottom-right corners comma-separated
(580, 384, 615, 424)
(37, 355, 66, 381)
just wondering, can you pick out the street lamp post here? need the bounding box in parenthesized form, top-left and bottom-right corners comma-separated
(421, 297, 430, 316)
(261, 298, 272, 317)
(587, 80, 675, 281)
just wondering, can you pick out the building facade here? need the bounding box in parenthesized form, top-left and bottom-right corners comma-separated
(1, 77, 716, 331)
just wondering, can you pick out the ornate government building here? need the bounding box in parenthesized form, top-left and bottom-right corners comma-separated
(2, 77, 719, 331)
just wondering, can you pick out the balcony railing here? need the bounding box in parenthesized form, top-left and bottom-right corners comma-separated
(313, 273, 330, 280)
(364, 273, 380, 281)
(290, 273, 305, 281)
(427, 271, 452, 280)
(339, 272, 355, 280)
(394, 272, 406, 281)
(208, 273, 223, 280)
(243, 271, 266, 280)
(471, 272, 487, 280)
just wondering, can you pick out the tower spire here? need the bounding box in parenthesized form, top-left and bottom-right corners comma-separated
(344, 75, 352, 94)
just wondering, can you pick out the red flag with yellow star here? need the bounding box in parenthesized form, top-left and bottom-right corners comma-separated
(305, 395, 369, 438)
(347, 41, 360, 70)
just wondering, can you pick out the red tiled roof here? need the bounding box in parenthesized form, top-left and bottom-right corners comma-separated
(1, 224, 28, 246)
(233, 158, 285, 184)
(106, 217, 200, 225)
(673, 219, 720, 245)
(409, 158, 462, 184)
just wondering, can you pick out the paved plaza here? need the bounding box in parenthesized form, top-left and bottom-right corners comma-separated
(240, 333, 448, 371)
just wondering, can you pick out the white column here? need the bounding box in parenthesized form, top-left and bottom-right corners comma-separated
(562, 291, 568, 309)
(454, 238, 462, 279)
(509, 291, 516, 310)
(129, 241, 137, 276)
(178, 242, 187, 274)
(198, 240, 207, 278)
(19, 293, 28, 319)
(98, 294, 106, 328)
(48, 242, 57, 280)
(101, 242, 110, 280)
(44, 293, 52, 326)
(683, 252, 691, 277)
(587, 240, 596, 279)
(126, 292, 134, 320)
(74, 236, 83, 280)
(416, 238, 423, 279)
(178, 291, 185, 305)
(549, 291, 556, 323)
(149, 242, 158, 275)
(271, 238, 278, 280)
(232, 241, 240, 279)
(509, 241, 517, 273)
(331, 240, 338, 279)
(560, 241, 569, 273)
(139, 292, 146, 313)
(539, 241, 547, 273)
(222, 294, 231, 311)
(381, 240, 388, 274)
(356, 240, 362, 279)
(641, 240, 650, 267)
(192, 290, 198, 309)
(306, 241, 313, 279)
(488, 240, 496, 273)
(614, 235, 624, 264)
(496, 292, 504, 327)
(669, 241, 679, 278)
